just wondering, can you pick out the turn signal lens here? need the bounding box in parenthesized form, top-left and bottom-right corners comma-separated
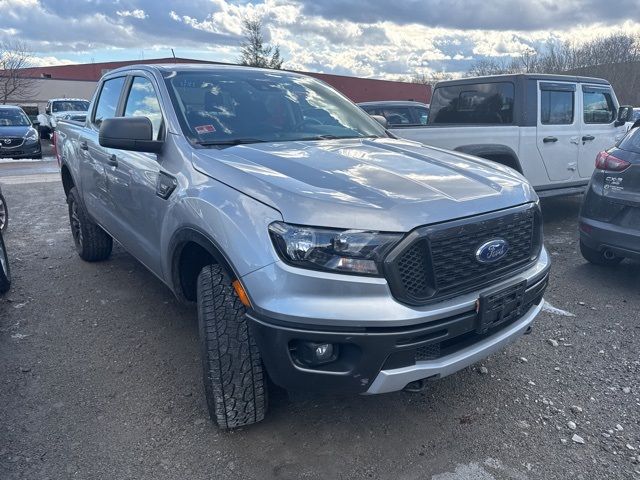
(232, 280, 251, 308)
(595, 151, 631, 172)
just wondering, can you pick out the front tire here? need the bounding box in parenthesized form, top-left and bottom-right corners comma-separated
(580, 240, 623, 266)
(67, 187, 112, 262)
(197, 264, 267, 429)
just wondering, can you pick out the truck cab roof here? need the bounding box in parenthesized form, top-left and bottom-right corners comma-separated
(435, 73, 611, 88)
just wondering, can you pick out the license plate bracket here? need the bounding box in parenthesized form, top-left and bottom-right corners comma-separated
(477, 280, 527, 334)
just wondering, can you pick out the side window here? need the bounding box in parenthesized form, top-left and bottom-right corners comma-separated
(429, 82, 514, 125)
(124, 77, 163, 139)
(541, 90, 574, 125)
(414, 106, 429, 125)
(583, 90, 615, 124)
(379, 107, 412, 127)
(93, 77, 126, 127)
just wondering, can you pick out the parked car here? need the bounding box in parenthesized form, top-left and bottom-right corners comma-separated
(358, 101, 429, 127)
(579, 126, 640, 265)
(0, 105, 42, 159)
(382, 74, 632, 197)
(56, 64, 550, 429)
(37, 98, 89, 140)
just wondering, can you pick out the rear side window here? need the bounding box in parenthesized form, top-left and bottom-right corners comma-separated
(583, 89, 615, 124)
(93, 77, 125, 127)
(429, 82, 514, 125)
(124, 77, 163, 139)
(617, 127, 640, 154)
(414, 106, 429, 125)
(541, 90, 574, 125)
(377, 106, 413, 126)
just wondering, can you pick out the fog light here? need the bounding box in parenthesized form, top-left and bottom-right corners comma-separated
(293, 341, 338, 367)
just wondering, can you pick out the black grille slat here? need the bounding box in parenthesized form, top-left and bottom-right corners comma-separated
(388, 206, 539, 304)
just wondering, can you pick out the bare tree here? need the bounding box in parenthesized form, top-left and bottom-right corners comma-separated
(238, 18, 284, 69)
(410, 70, 453, 85)
(0, 40, 38, 104)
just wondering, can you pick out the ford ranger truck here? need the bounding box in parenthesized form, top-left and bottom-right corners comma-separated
(55, 65, 550, 429)
(381, 74, 633, 198)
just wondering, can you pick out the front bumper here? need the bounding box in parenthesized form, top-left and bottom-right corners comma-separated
(0, 141, 41, 159)
(247, 255, 550, 395)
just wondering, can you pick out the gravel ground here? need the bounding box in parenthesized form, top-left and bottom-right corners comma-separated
(1, 169, 639, 479)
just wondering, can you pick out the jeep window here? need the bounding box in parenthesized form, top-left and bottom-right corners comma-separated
(0, 109, 30, 127)
(541, 90, 574, 125)
(429, 82, 514, 125)
(164, 70, 385, 145)
(583, 90, 615, 124)
(124, 77, 163, 140)
(52, 100, 89, 112)
(93, 77, 126, 127)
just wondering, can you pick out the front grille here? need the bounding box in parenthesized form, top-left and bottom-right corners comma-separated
(385, 204, 541, 305)
(0, 137, 24, 148)
(0, 150, 24, 157)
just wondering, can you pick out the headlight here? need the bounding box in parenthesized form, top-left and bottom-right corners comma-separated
(24, 128, 39, 143)
(268, 221, 402, 276)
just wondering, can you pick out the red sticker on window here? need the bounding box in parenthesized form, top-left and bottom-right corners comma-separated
(195, 124, 216, 134)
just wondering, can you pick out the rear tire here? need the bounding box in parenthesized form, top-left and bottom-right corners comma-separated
(580, 240, 623, 266)
(67, 187, 112, 262)
(0, 231, 11, 294)
(197, 264, 267, 429)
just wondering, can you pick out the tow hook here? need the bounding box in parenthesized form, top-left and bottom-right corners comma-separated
(404, 378, 429, 393)
(524, 325, 533, 335)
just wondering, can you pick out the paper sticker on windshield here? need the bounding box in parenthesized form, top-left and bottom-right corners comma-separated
(195, 124, 216, 134)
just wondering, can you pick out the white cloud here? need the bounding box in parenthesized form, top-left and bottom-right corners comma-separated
(116, 9, 147, 20)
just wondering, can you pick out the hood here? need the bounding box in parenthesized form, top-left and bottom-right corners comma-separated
(192, 137, 537, 231)
(52, 111, 87, 119)
(0, 125, 31, 137)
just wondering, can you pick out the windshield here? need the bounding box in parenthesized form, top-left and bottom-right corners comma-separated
(164, 69, 385, 145)
(52, 101, 89, 113)
(0, 109, 31, 127)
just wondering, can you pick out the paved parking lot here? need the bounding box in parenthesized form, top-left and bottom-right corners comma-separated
(1, 159, 639, 479)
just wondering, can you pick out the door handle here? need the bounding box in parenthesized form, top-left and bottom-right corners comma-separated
(80, 141, 88, 151)
(543, 136, 558, 143)
(582, 135, 595, 141)
(105, 154, 118, 167)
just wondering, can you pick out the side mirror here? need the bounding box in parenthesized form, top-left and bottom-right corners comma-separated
(370, 114, 388, 129)
(615, 105, 633, 127)
(99, 117, 162, 153)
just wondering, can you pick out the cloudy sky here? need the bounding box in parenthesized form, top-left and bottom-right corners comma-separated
(1, 0, 639, 79)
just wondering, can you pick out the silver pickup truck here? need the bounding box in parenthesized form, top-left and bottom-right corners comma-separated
(56, 64, 550, 429)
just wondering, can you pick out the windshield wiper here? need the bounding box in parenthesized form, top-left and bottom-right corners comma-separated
(196, 138, 269, 147)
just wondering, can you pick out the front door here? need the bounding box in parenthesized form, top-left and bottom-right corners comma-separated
(536, 81, 580, 182)
(578, 85, 625, 179)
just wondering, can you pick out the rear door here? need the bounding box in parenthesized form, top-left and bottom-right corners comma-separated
(579, 84, 623, 178)
(536, 81, 580, 181)
(104, 74, 167, 276)
(78, 75, 127, 232)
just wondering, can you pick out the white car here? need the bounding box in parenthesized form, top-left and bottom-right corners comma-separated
(379, 74, 632, 197)
(37, 98, 89, 140)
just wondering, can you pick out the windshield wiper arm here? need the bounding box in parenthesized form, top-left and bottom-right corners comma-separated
(196, 138, 268, 146)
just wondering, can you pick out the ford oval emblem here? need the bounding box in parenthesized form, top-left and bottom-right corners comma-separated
(476, 239, 509, 263)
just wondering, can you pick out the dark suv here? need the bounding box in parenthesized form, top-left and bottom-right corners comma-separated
(579, 127, 640, 264)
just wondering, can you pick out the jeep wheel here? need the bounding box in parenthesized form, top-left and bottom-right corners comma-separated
(580, 240, 623, 266)
(197, 264, 266, 429)
(67, 187, 112, 262)
(0, 231, 11, 294)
